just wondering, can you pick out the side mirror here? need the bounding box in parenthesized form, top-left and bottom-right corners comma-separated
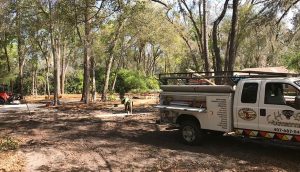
(294, 96, 300, 110)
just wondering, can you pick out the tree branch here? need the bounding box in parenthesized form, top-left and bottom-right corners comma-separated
(276, 0, 300, 25)
(150, 0, 168, 8)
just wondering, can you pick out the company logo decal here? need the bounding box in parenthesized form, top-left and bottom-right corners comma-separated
(238, 108, 257, 121)
(267, 111, 300, 128)
(282, 110, 294, 120)
(295, 113, 300, 121)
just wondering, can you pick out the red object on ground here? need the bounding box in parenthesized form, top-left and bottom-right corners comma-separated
(0, 84, 10, 103)
(0, 92, 9, 102)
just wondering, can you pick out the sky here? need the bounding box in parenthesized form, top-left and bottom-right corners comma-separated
(156, 0, 299, 29)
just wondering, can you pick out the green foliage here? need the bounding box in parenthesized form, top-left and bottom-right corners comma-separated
(115, 69, 159, 94)
(0, 137, 19, 151)
(65, 70, 84, 94)
(145, 77, 160, 90)
(282, 52, 300, 72)
(1, 0, 299, 97)
(107, 93, 117, 101)
(95, 67, 106, 93)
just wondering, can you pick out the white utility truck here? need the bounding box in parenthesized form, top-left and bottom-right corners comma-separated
(156, 72, 300, 145)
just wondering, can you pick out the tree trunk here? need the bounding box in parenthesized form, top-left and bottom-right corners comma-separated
(111, 74, 117, 91)
(60, 42, 66, 95)
(181, 35, 200, 71)
(4, 40, 10, 74)
(227, 0, 239, 75)
(150, 45, 161, 76)
(18, 58, 25, 98)
(81, 84, 85, 101)
(37, 38, 51, 98)
(202, 0, 210, 74)
(102, 19, 124, 101)
(4, 36, 13, 91)
(46, 57, 50, 98)
(49, 0, 59, 106)
(83, 0, 91, 104)
(224, 35, 231, 71)
(56, 39, 61, 95)
(52, 39, 60, 105)
(135, 44, 145, 71)
(102, 54, 114, 101)
(91, 55, 96, 102)
(35, 67, 38, 96)
(16, 0, 25, 99)
(143, 47, 147, 75)
(212, 0, 229, 84)
(180, 0, 203, 72)
(31, 67, 35, 96)
(44, 80, 47, 95)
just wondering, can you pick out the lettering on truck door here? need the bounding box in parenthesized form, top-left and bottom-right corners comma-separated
(259, 82, 300, 136)
(236, 81, 261, 130)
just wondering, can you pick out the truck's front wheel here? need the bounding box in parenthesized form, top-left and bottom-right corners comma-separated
(180, 120, 204, 145)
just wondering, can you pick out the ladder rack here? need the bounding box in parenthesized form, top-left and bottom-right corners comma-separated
(159, 71, 298, 85)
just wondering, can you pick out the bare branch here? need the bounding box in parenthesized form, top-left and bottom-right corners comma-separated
(276, 0, 300, 25)
(87, 0, 105, 21)
(151, 0, 168, 8)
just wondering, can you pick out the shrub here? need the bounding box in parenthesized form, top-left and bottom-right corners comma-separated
(107, 93, 118, 101)
(115, 69, 159, 94)
(145, 77, 160, 90)
(0, 137, 19, 151)
(65, 70, 84, 94)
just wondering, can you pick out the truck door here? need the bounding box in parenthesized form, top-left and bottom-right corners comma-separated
(259, 82, 300, 135)
(236, 81, 260, 130)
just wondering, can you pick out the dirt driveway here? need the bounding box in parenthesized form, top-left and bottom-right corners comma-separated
(0, 103, 300, 171)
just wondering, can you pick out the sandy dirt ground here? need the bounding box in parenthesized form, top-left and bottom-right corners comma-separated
(0, 100, 300, 172)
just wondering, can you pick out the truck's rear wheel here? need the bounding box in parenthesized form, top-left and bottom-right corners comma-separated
(180, 120, 204, 145)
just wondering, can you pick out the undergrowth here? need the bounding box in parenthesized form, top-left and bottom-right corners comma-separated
(0, 137, 19, 151)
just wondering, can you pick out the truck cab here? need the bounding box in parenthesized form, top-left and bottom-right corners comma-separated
(157, 73, 300, 145)
(234, 78, 300, 140)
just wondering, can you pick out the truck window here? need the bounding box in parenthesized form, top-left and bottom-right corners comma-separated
(265, 83, 300, 109)
(241, 83, 258, 103)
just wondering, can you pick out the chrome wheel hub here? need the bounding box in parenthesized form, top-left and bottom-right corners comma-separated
(182, 126, 196, 142)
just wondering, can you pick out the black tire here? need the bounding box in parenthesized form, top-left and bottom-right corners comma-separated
(180, 120, 204, 145)
(0, 98, 5, 105)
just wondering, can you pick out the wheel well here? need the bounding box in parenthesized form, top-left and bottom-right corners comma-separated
(176, 114, 200, 127)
